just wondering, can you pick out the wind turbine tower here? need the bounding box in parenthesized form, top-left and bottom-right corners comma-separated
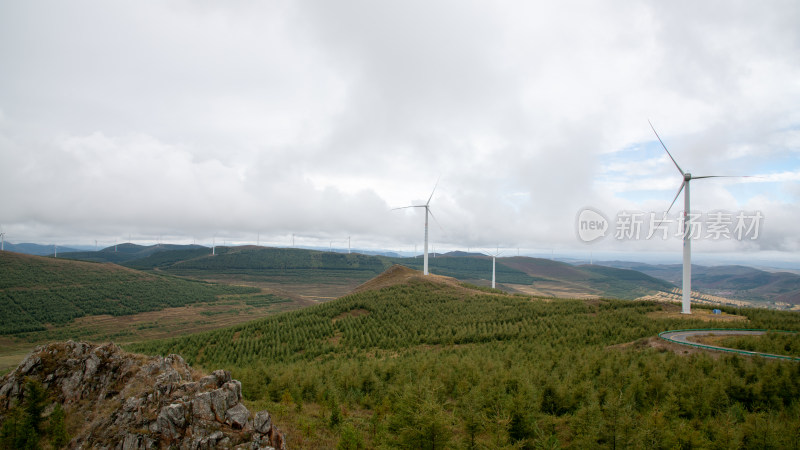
(484, 247, 504, 289)
(393, 181, 439, 275)
(649, 121, 751, 315)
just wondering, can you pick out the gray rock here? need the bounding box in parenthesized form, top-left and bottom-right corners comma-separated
(84, 353, 101, 380)
(0, 341, 286, 449)
(253, 410, 272, 434)
(19, 355, 41, 374)
(156, 403, 185, 440)
(226, 403, 250, 429)
(210, 384, 239, 422)
(122, 433, 142, 450)
(192, 392, 215, 421)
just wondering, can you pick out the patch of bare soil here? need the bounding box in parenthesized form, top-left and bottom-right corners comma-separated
(646, 303, 748, 322)
(609, 336, 722, 358)
(332, 309, 370, 322)
(506, 282, 601, 299)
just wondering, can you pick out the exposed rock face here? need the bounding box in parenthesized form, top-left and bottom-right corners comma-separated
(0, 341, 286, 449)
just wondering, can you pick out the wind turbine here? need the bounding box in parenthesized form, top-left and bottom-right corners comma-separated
(393, 180, 439, 276)
(0, 225, 5, 251)
(483, 247, 504, 289)
(649, 121, 751, 315)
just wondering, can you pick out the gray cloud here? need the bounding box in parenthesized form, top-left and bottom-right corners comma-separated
(0, 1, 798, 261)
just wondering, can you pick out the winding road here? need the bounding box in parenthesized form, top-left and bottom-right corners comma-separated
(659, 329, 800, 361)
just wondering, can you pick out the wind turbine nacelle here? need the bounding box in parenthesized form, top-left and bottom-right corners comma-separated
(684, 173, 692, 181)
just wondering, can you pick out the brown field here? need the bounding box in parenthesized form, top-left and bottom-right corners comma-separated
(506, 282, 600, 299)
(184, 274, 363, 302)
(637, 288, 756, 309)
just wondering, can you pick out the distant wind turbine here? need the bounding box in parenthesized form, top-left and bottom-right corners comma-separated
(0, 225, 5, 251)
(393, 180, 439, 275)
(649, 120, 753, 315)
(483, 247, 504, 289)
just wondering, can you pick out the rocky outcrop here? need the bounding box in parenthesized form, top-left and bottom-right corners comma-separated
(0, 341, 286, 449)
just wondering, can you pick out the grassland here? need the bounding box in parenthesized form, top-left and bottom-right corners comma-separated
(128, 266, 800, 449)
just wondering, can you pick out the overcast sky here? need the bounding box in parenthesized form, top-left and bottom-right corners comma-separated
(1, 1, 798, 262)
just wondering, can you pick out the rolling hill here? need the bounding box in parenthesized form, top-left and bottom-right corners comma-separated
(601, 261, 800, 305)
(57, 243, 207, 264)
(497, 256, 675, 299)
(0, 251, 257, 334)
(0, 242, 82, 256)
(91, 246, 673, 300)
(128, 266, 800, 448)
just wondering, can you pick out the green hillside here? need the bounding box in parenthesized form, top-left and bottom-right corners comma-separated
(129, 267, 800, 448)
(0, 252, 257, 334)
(58, 243, 208, 264)
(577, 264, 676, 299)
(113, 246, 669, 299)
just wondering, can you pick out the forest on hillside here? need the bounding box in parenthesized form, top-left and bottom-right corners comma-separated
(129, 279, 800, 448)
(0, 252, 257, 334)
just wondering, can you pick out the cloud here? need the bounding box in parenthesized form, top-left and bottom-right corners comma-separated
(0, 1, 798, 261)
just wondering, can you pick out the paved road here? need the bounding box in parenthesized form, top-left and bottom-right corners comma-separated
(660, 329, 800, 361)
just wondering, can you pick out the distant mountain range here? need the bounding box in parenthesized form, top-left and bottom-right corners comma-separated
(598, 261, 800, 305)
(5, 242, 799, 306)
(0, 242, 84, 255)
(44, 245, 671, 300)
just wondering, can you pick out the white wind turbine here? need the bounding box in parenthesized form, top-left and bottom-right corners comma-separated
(649, 121, 751, 315)
(0, 224, 5, 251)
(393, 180, 439, 276)
(483, 247, 504, 289)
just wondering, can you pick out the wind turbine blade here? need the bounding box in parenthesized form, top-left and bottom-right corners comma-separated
(392, 205, 424, 211)
(426, 178, 440, 206)
(648, 120, 684, 175)
(653, 181, 685, 231)
(665, 181, 685, 216)
(692, 175, 756, 180)
(428, 208, 445, 232)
